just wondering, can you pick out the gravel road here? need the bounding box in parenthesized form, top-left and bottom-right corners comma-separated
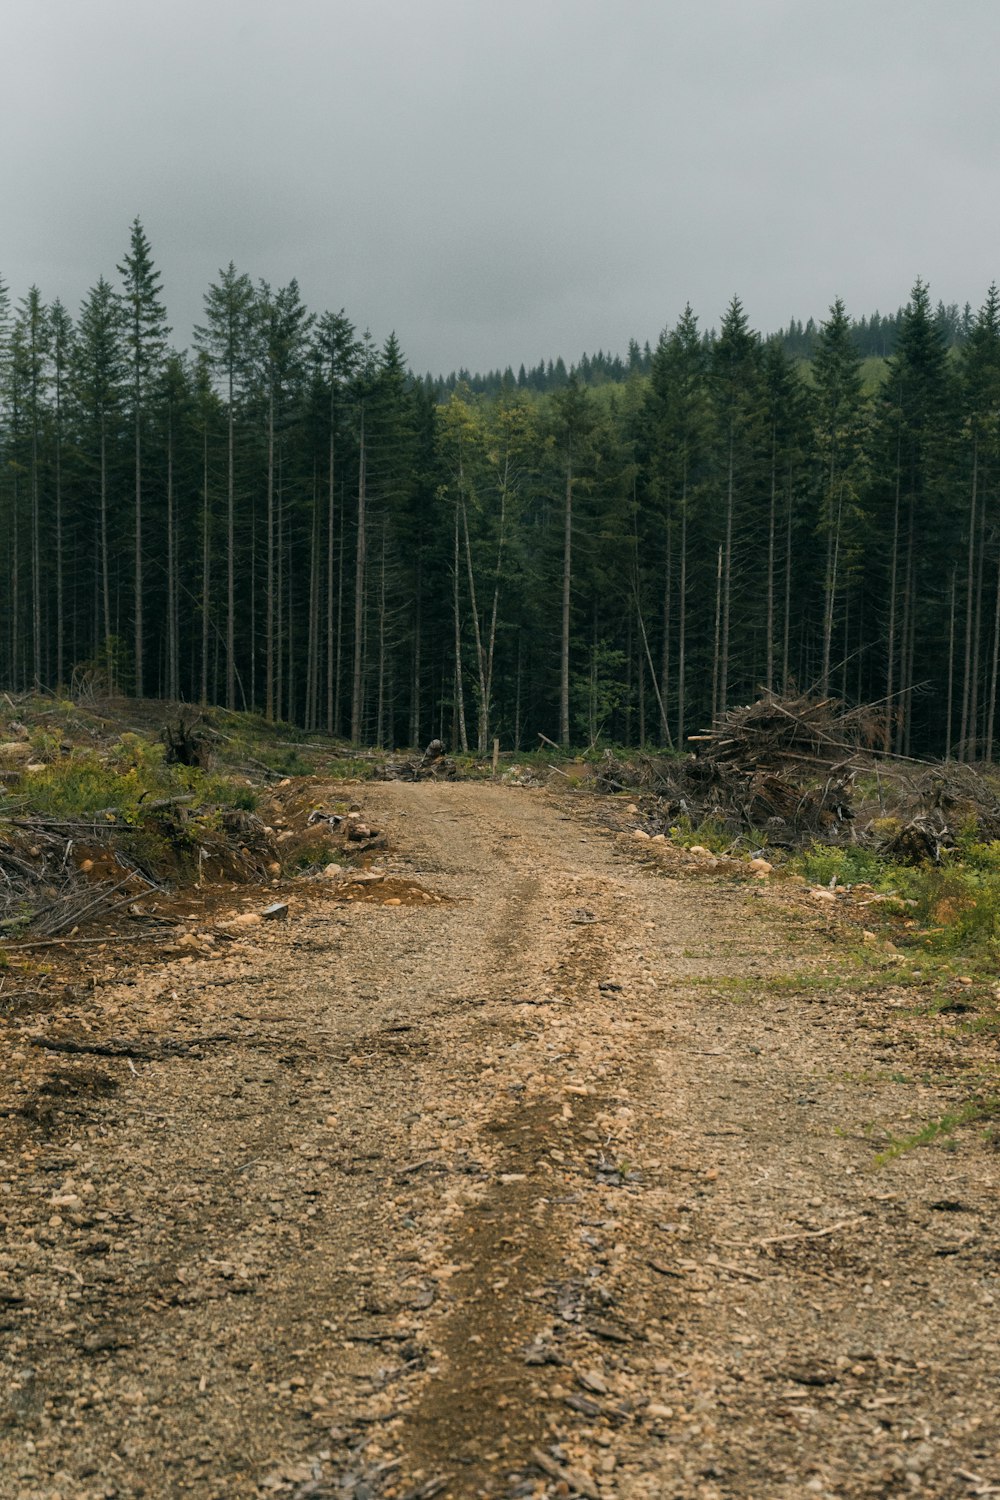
(1, 782, 998, 1500)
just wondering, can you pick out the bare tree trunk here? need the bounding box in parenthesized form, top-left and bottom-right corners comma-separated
(711, 543, 722, 720)
(782, 466, 794, 690)
(677, 477, 688, 745)
(376, 529, 387, 747)
(637, 638, 646, 745)
(410, 561, 422, 748)
(986, 550, 1000, 762)
(306, 473, 320, 730)
(720, 432, 735, 712)
(820, 458, 841, 698)
(766, 435, 776, 693)
(99, 416, 113, 683)
(514, 631, 523, 750)
(335, 486, 345, 734)
(277, 462, 285, 720)
(460, 492, 489, 753)
(351, 406, 367, 744)
(560, 450, 573, 746)
(946, 567, 957, 759)
(960, 437, 979, 758)
(166, 407, 178, 699)
(200, 426, 210, 705)
(970, 496, 987, 758)
(133, 392, 144, 696)
(895, 503, 914, 755)
(226, 369, 236, 710)
(452, 501, 469, 753)
(326, 417, 336, 732)
(30, 394, 41, 691)
(265, 385, 275, 719)
(659, 508, 671, 746)
(55, 380, 64, 688)
(885, 436, 902, 753)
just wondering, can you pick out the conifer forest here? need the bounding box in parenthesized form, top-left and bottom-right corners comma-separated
(4, 218, 1000, 761)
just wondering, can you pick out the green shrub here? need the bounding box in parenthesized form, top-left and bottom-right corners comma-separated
(669, 815, 731, 853)
(794, 843, 890, 888)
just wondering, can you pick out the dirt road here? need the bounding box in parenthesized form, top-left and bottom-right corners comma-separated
(1, 783, 998, 1500)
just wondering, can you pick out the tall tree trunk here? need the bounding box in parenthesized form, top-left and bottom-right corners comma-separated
(351, 406, 367, 744)
(326, 414, 336, 733)
(677, 477, 688, 746)
(659, 509, 671, 746)
(376, 529, 387, 747)
(885, 435, 902, 753)
(766, 434, 777, 694)
(946, 567, 956, 759)
(266, 385, 276, 719)
(30, 394, 41, 691)
(99, 415, 113, 683)
(335, 487, 345, 734)
(720, 430, 735, 711)
(970, 495, 987, 758)
(560, 450, 573, 746)
(986, 550, 1000, 762)
(452, 501, 468, 753)
(134, 397, 143, 697)
(306, 472, 320, 730)
(226, 368, 236, 710)
(782, 464, 794, 690)
(55, 378, 64, 688)
(460, 492, 489, 753)
(166, 407, 178, 699)
(820, 459, 841, 698)
(711, 542, 723, 720)
(201, 426, 210, 705)
(959, 436, 979, 757)
(410, 563, 422, 749)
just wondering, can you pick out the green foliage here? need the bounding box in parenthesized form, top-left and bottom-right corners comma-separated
(875, 1096, 1000, 1164)
(794, 843, 891, 888)
(668, 815, 730, 853)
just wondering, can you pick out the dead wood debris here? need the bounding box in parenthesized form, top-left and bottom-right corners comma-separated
(373, 739, 459, 783)
(597, 692, 1000, 860)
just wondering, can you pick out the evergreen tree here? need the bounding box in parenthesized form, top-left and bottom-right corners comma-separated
(118, 218, 169, 696)
(195, 264, 256, 709)
(811, 298, 867, 694)
(73, 277, 126, 682)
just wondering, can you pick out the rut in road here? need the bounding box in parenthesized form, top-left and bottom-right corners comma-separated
(1, 781, 998, 1500)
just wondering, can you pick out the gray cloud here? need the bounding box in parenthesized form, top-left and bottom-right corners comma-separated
(4, 0, 1000, 371)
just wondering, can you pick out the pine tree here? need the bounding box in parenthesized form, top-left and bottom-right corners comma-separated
(960, 285, 1000, 756)
(118, 218, 169, 697)
(314, 310, 361, 732)
(48, 300, 74, 687)
(73, 277, 126, 682)
(195, 264, 256, 709)
(710, 298, 762, 714)
(811, 298, 866, 695)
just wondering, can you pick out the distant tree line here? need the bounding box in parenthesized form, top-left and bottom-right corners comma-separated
(2, 221, 999, 759)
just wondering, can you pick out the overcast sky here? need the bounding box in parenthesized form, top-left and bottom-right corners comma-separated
(4, 0, 1000, 373)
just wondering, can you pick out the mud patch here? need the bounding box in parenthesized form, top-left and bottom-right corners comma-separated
(338, 876, 450, 908)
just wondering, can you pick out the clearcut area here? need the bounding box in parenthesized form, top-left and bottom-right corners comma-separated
(1, 782, 998, 1500)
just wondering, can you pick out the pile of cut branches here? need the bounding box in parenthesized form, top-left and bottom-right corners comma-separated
(602, 694, 1000, 860)
(687, 692, 881, 772)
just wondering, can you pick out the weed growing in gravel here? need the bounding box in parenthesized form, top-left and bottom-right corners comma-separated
(669, 815, 732, 853)
(875, 1095, 1000, 1164)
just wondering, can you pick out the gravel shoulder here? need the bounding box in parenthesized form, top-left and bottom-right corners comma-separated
(1, 781, 998, 1500)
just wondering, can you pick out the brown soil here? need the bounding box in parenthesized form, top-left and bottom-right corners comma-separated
(1, 782, 998, 1500)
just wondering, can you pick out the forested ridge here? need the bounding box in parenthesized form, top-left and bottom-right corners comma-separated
(3, 218, 1000, 759)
